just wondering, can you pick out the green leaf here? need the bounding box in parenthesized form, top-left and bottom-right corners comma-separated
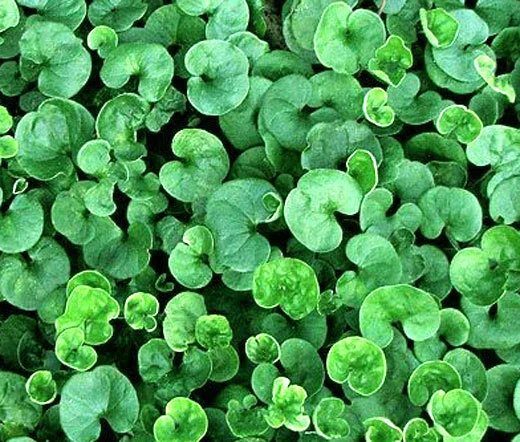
(124, 292, 159, 332)
(327, 336, 387, 396)
(252, 258, 320, 320)
(427, 389, 481, 438)
(403, 418, 439, 442)
(15, 98, 94, 180)
(462, 292, 520, 350)
(163, 291, 207, 352)
(430, 9, 491, 85)
(17, 0, 86, 30)
(195, 314, 233, 350)
(19, 19, 91, 98)
(219, 76, 272, 150)
(160, 129, 229, 203)
(87, 25, 118, 58)
(205, 0, 249, 40)
(95, 93, 150, 161)
(418, 186, 482, 242)
(337, 233, 403, 308)
(51, 182, 98, 245)
(56, 284, 119, 345)
(208, 345, 240, 382)
(314, 3, 386, 75)
(265, 377, 310, 432)
(388, 74, 447, 125)
(154, 397, 208, 442)
(407, 361, 461, 407)
(436, 105, 483, 144)
(169, 225, 214, 289)
(0, 194, 43, 254)
(450, 225, 520, 306)
(360, 284, 441, 348)
(100, 43, 174, 102)
(0, 105, 12, 134)
(0, 135, 18, 158)
(368, 35, 413, 86)
(443, 349, 488, 402)
(309, 70, 364, 120)
(205, 179, 282, 273)
(413, 308, 470, 361)
(185, 40, 250, 116)
(285, 169, 363, 253)
(474, 54, 516, 103)
(312, 397, 350, 439)
(0, 0, 19, 33)
(26, 371, 57, 405)
(482, 364, 520, 432)
(420, 8, 459, 48)
(364, 417, 403, 442)
(245, 333, 281, 364)
(82, 218, 152, 280)
(60, 366, 139, 442)
(363, 88, 395, 128)
(226, 394, 269, 438)
(88, 0, 147, 32)
(0, 238, 70, 311)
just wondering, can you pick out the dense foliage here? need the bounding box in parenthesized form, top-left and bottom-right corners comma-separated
(1, 0, 520, 441)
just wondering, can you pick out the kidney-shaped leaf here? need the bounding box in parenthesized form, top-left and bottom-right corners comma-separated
(0, 194, 43, 254)
(408, 361, 461, 407)
(450, 225, 520, 306)
(418, 186, 482, 243)
(436, 105, 483, 144)
(100, 43, 174, 102)
(160, 129, 229, 203)
(56, 284, 120, 346)
(82, 218, 152, 280)
(363, 87, 395, 128)
(314, 2, 386, 75)
(420, 8, 460, 49)
(427, 389, 481, 439)
(326, 336, 387, 396)
(169, 225, 214, 289)
(88, 0, 147, 32)
(312, 397, 350, 440)
(360, 284, 441, 348)
(60, 365, 139, 442)
(364, 417, 403, 442)
(26, 370, 58, 405)
(87, 25, 118, 58)
(0, 0, 19, 33)
(368, 35, 413, 87)
(19, 19, 91, 98)
(284, 169, 363, 253)
(0, 238, 70, 311)
(15, 98, 94, 180)
(252, 258, 320, 320)
(163, 291, 207, 352)
(154, 397, 208, 442)
(206, 178, 282, 273)
(185, 39, 249, 116)
(95, 93, 150, 161)
(124, 292, 159, 332)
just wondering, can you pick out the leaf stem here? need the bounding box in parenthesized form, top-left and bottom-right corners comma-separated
(378, 0, 386, 15)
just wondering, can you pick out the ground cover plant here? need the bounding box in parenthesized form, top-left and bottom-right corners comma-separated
(1, 0, 520, 441)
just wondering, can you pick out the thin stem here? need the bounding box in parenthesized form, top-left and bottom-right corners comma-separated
(378, 0, 386, 15)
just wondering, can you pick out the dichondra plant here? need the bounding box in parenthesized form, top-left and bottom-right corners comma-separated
(0, 0, 519, 441)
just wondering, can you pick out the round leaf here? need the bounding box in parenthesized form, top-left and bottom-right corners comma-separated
(327, 336, 387, 396)
(252, 258, 320, 320)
